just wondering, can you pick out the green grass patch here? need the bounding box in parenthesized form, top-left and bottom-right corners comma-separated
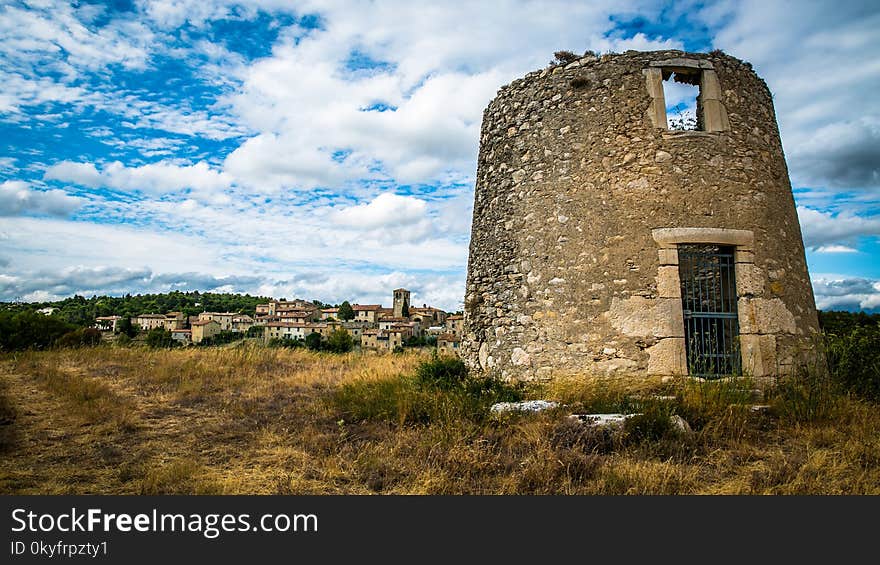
(332, 355, 524, 425)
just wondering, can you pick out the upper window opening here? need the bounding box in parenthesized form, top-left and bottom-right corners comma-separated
(662, 70, 701, 131)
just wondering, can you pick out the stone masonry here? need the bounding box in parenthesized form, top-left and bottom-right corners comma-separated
(461, 49, 820, 381)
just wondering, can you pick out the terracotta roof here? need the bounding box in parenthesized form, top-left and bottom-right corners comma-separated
(446, 315, 463, 320)
(190, 320, 220, 326)
(171, 329, 191, 334)
(136, 314, 166, 319)
(437, 333, 460, 342)
(381, 317, 408, 322)
(353, 304, 382, 311)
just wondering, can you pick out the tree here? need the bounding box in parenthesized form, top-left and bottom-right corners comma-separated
(117, 317, 138, 338)
(304, 332, 323, 351)
(402, 302, 409, 318)
(337, 301, 355, 321)
(146, 328, 175, 348)
(0, 311, 75, 350)
(326, 328, 354, 353)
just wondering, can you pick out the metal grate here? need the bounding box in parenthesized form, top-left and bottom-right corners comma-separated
(678, 244, 741, 377)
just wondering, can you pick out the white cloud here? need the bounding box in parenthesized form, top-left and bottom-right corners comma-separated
(222, 0, 675, 189)
(797, 206, 880, 248)
(815, 245, 858, 254)
(331, 193, 427, 229)
(0, 217, 227, 276)
(0, 2, 153, 71)
(812, 275, 880, 312)
(702, 0, 880, 189)
(224, 134, 366, 191)
(45, 160, 232, 195)
(0, 180, 83, 216)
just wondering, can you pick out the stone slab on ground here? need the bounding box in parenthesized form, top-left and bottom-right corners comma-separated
(490, 400, 559, 414)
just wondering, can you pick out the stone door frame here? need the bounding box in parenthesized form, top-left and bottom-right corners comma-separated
(651, 227, 767, 377)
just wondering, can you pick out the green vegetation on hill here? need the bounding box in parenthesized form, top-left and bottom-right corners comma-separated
(1, 291, 274, 326)
(818, 310, 880, 336)
(818, 311, 880, 401)
(0, 311, 77, 350)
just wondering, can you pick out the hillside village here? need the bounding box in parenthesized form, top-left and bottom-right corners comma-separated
(91, 288, 463, 355)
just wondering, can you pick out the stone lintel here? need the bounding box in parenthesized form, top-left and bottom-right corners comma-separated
(649, 58, 714, 70)
(661, 130, 719, 140)
(652, 227, 754, 249)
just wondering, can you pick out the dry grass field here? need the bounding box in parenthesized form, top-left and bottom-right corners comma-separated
(1, 345, 878, 494)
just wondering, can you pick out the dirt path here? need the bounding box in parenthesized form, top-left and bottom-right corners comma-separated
(0, 360, 314, 494)
(0, 369, 131, 493)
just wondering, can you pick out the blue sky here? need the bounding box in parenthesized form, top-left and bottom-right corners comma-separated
(0, 0, 878, 312)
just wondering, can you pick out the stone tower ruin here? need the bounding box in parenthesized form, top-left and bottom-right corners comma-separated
(461, 50, 820, 381)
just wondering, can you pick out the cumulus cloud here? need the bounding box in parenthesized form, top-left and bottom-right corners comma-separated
(0, 181, 83, 217)
(0, 265, 267, 303)
(45, 160, 232, 195)
(812, 276, 880, 312)
(222, 0, 679, 189)
(702, 0, 880, 189)
(0, 2, 153, 71)
(797, 206, 880, 248)
(0, 265, 152, 301)
(3, 1, 880, 314)
(331, 193, 427, 229)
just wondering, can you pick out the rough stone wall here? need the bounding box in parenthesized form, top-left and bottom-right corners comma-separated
(461, 49, 820, 381)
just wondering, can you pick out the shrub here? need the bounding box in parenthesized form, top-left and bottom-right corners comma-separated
(55, 327, 103, 348)
(305, 332, 323, 351)
(768, 364, 841, 423)
(326, 328, 354, 353)
(267, 337, 303, 349)
(552, 50, 579, 65)
(332, 355, 524, 425)
(0, 311, 76, 350)
(414, 354, 468, 390)
(623, 402, 675, 443)
(825, 325, 880, 401)
(145, 328, 176, 349)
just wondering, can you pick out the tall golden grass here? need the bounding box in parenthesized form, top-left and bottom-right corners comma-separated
(1, 344, 878, 494)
